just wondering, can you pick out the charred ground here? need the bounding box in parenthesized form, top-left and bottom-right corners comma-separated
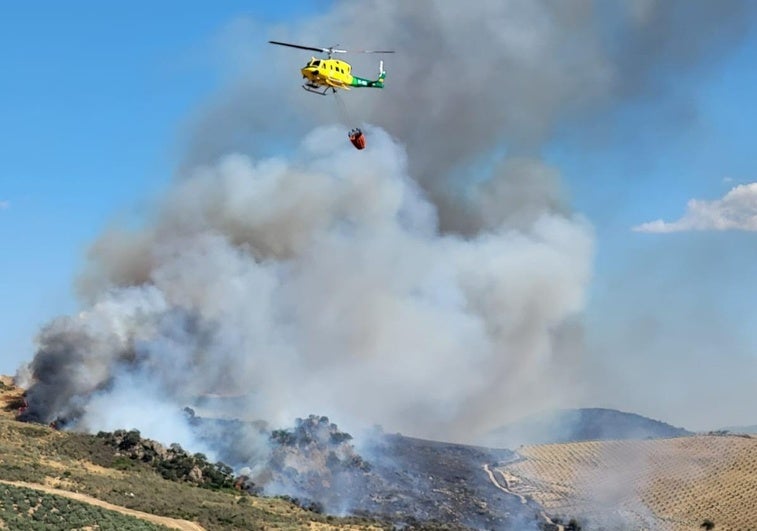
(194, 414, 550, 530)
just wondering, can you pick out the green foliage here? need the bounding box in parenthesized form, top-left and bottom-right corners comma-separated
(119, 429, 142, 451)
(15, 425, 49, 438)
(0, 462, 46, 483)
(51, 428, 235, 490)
(91, 429, 235, 489)
(113, 456, 136, 470)
(0, 483, 170, 530)
(205, 462, 235, 490)
(49, 430, 136, 468)
(271, 429, 296, 446)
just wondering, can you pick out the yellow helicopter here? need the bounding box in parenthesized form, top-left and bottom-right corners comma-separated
(269, 40, 394, 95)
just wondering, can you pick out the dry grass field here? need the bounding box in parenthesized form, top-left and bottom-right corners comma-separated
(497, 435, 757, 530)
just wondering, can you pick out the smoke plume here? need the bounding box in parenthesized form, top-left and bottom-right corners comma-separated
(188, 0, 754, 231)
(22, 126, 591, 444)
(18, 0, 754, 452)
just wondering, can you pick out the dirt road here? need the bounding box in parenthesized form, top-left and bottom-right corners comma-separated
(0, 479, 205, 530)
(483, 464, 564, 531)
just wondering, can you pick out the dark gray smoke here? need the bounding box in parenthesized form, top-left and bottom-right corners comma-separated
(17, 0, 753, 453)
(186, 0, 754, 231)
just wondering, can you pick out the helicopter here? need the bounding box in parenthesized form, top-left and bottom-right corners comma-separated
(269, 40, 394, 96)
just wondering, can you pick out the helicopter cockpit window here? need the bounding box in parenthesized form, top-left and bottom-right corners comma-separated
(313, 60, 320, 67)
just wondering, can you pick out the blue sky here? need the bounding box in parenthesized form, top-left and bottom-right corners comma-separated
(0, 1, 323, 372)
(547, 20, 757, 428)
(2, 2, 756, 429)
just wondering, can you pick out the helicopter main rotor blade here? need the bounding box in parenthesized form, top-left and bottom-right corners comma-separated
(269, 40, 328, 54)
(270, 40, 393, 55)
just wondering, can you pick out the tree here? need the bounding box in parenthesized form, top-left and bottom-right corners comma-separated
(118, 429, 141, 451)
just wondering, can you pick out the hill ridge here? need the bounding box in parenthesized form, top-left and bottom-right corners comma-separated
(486, 407, 691, 447)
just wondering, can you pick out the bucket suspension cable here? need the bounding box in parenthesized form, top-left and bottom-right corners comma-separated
(333, 91, 353, 126)
(334, 91, 366, 150)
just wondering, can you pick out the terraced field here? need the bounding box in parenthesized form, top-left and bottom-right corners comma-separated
(497, 435, 757, 530)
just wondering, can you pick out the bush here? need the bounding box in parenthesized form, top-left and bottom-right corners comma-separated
(118, 429, 142, 451)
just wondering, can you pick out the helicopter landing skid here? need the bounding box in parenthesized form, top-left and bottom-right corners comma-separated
(302, 83, 336, 96)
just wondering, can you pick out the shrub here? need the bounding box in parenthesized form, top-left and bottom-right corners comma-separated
(119, 429, 142, 451)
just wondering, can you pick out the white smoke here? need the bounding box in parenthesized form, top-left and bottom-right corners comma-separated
(26, 126, 592, 445)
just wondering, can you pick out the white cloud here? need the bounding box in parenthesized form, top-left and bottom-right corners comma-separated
(633, 182, 757, 233)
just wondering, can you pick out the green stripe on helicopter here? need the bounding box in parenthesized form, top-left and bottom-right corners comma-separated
(351, 72, 385, 88)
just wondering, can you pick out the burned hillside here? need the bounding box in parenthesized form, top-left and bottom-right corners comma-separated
(200, 414, 547, 529)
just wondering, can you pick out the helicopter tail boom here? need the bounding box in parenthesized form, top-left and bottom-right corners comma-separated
(349, 60, 386, 89)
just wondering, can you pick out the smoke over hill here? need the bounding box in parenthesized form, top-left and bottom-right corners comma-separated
(15, 1, 754, 517)
(485, 408, 692, 448)
(20, 127, 592, 444)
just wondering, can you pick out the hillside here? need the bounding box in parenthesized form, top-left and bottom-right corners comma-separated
(496, 434, 757, 530)
(2, 376, 557, 529)
(193, 414, 546, 529)
(486, 408, 691, 447)
(0, 376, 385, 530)
(22, 371, 748, 530)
